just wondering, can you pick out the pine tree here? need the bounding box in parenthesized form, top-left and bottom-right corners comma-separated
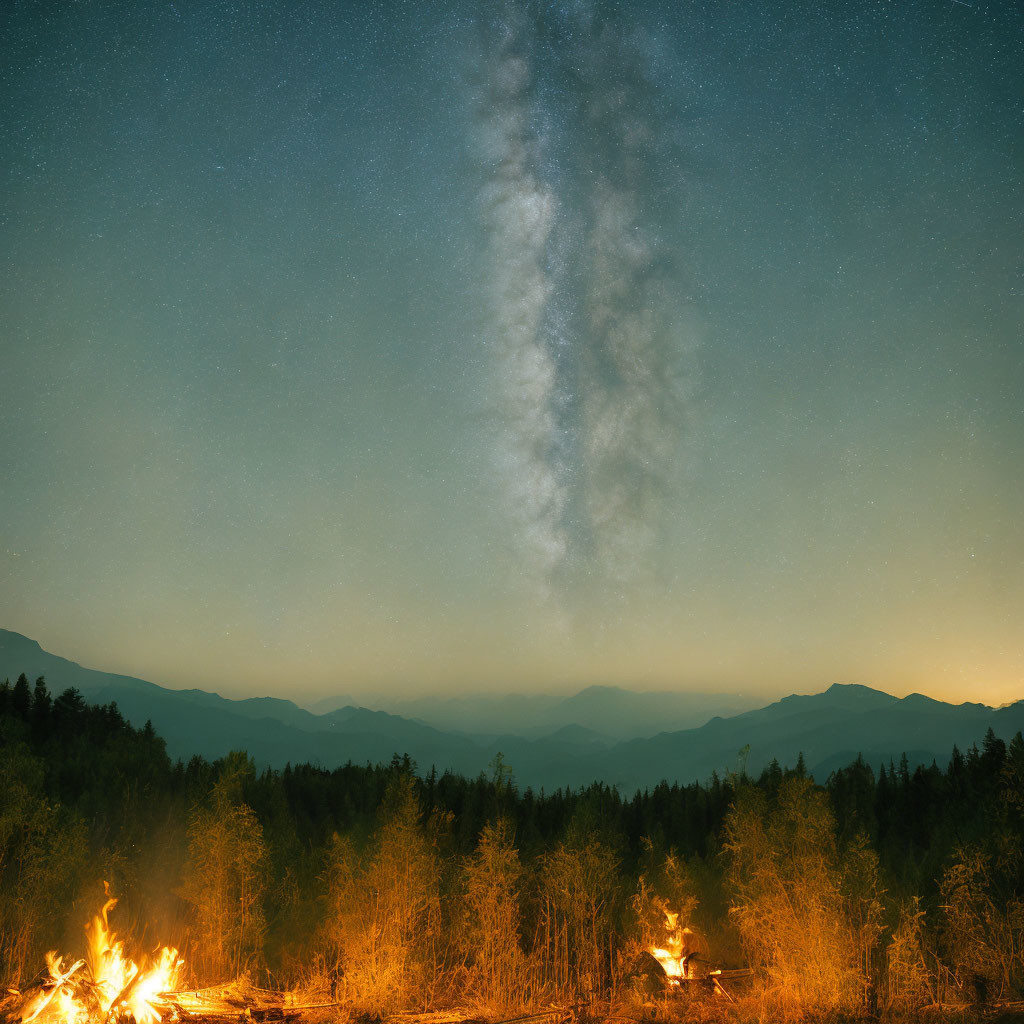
(30, 677, 51, 738)
(11, 674, 30, 719)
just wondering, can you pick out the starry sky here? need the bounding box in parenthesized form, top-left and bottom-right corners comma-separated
(2, 0, 1022, 705)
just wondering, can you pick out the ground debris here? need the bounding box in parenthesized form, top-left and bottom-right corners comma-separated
(380, 1009, 571, 1024)
(381, 1013, 480, 1024)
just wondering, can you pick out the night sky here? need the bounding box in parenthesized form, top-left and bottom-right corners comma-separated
(2, 0, 1021, 704)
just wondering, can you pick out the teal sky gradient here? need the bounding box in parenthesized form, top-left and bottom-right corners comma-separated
(2, 0, 1021, 704)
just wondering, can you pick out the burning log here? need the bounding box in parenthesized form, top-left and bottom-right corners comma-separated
(8, 958, 86, 1024)
(623, 956, 752, 1004)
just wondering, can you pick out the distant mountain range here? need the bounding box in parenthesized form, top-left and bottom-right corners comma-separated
(2, 629, 1021, 793)
(315, 686, 759, 741)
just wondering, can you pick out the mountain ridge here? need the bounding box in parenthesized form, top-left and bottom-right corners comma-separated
(2, 629, 1020, 793)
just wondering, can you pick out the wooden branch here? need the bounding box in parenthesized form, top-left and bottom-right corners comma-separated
(21, 960, 86, 1024)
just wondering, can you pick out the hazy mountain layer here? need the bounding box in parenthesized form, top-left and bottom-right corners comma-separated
(2, 630, 1020, 792)
(321, 686, 758, 740)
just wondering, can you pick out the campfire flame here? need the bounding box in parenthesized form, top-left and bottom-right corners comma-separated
(650, 910, 696, 984)
(13, 885, 183, 1024)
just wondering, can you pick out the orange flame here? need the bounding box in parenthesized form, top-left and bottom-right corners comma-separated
(650, 909, 696, 983)
(15, 884, 183, 1024)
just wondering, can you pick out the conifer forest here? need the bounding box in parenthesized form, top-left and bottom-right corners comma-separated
(2, 674, 1023, 1023)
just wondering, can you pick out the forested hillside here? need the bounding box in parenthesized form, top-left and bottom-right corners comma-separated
(2, 673, 1023, 1020)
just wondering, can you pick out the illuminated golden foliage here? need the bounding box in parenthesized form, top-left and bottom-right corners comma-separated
(535, 828, 620, 999)
(941, 844, 1024, 1000)
(459, 818, 535, 1012)
(884, 897, 934, 1015)
(724, 778, 881, 1018)
(320, 773, 445, 1013)
(179, 754, 268, 981)
(0, 743, 88, 984)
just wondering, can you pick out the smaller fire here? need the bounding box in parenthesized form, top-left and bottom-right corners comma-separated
(650, 910, 698, 984)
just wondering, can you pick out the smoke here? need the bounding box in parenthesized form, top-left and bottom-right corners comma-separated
(476, 2, 692, 600)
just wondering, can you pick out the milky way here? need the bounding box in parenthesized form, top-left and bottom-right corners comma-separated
(478, 7, 566, 598)
(477, 2, 692, 602)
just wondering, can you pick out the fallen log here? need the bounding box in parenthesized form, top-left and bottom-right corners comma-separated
(381, 1013, 477, 1024)
(160, 977, 335, 1020)
(165, 1007, 339, 1023)
(490, 1010, 571, 1024)
(381, 1009, 570, 1024)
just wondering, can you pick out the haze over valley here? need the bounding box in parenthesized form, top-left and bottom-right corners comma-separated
(3, 628, 1019, 793)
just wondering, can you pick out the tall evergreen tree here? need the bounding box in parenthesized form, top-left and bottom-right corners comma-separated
(11, 673, 30, 719)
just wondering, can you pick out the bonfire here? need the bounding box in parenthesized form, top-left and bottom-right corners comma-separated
(1, 886, 328, 1024)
